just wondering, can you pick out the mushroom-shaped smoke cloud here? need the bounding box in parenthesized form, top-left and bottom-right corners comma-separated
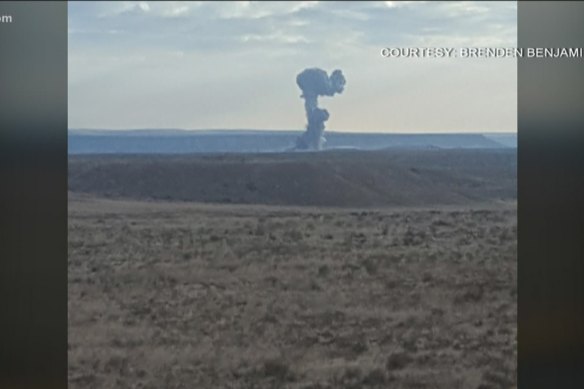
(295, 68, 346, 150)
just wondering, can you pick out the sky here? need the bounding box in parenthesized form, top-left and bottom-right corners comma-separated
(68, 1, 517, 133)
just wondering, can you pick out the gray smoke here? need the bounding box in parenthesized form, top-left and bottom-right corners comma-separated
(295, 68, 346, 150)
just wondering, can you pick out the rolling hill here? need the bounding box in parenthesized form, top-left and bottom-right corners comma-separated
(69, 148, 516, 207)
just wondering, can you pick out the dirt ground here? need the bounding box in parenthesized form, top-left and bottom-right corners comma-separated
(68, 196, 517, 389)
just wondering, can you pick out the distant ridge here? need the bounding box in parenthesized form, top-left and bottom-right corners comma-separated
(69, 148, 516, 207)
(68, 130, 515, 154)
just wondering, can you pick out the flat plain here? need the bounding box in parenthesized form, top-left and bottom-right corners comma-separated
(68, 149, 517, 389)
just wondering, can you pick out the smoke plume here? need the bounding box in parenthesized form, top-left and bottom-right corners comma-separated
(295, 68, 346, 150)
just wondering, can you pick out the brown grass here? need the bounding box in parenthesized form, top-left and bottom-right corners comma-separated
(69, 197, 516, 388)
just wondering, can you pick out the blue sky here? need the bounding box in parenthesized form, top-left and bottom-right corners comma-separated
(68, 1, 517, 132)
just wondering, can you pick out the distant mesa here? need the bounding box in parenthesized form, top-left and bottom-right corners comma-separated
(68, 130, 514, 154)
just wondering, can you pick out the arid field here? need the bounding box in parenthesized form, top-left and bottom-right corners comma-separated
(68, 149, 517, 388)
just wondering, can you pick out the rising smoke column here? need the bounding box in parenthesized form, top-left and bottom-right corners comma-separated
(295, 68, 346, 150)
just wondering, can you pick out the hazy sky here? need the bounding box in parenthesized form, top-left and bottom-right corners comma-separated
(68, 1, 517, 133)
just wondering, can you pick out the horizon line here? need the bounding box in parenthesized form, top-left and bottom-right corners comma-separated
(68, 128, 518, 135)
